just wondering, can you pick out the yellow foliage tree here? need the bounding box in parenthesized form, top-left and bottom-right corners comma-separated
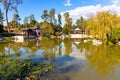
(84, 11, 120, 40)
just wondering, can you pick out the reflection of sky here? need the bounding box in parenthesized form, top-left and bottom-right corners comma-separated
(70, 44, 86, 59)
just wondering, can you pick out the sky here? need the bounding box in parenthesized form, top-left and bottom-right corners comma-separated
(0, 0, 120, 25)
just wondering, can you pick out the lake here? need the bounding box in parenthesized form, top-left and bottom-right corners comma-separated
(0, 38, 120, 80)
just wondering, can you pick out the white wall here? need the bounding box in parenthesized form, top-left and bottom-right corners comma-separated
(70, 34, 88, 38)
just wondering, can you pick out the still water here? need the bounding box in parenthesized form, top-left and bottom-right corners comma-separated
(0, 38, 120, 80)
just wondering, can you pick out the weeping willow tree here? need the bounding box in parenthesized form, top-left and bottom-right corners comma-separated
(84, 11, 120, 40)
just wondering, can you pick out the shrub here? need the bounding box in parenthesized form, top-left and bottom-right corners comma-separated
(109, 28, 120, 44)
(5, 37, 14, 42)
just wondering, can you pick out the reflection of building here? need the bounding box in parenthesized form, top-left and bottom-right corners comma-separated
(70, 28, 88, 38)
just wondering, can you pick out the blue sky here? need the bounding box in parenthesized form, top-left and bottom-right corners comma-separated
(0, 0, 120, 24)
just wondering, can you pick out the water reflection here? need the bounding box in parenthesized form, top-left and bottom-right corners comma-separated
(0, 39, 120, 80)
(63, 38, 72, 56)
(86, 45, 120, 75)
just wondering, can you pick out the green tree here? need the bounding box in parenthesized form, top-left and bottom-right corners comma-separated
(109, 28, 120, 44)
(42, 22, 55, 36)
(54, 13, 62, 36)
(63, 12, 72, 34)
(0, 0, 22, 33)
(23, 17, 28, 24)
(13, 13, 21, 26)
(64, 12, 69, 18)
(0, 24, 4, 33)
(41, 10, 49, 22)
(58, 13, 62, 26)
(0, 9, 4, 25)
(29, 14, 35, 23)
(23, 17, 29, 27)
(49, 8, 55, 23)
(76, 16, 84, 29)
(29, 20, 37, 27)
(29, 14, 37, 27)
(8, 20, 14, 26)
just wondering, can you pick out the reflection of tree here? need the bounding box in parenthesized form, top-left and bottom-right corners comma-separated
(40, 38, 57, 50)
(11, 45, 21, 56)
(86, 45, 120, 75)
(49, 49, 56, 61)
(42, 49, 56, 61)
(54, 39, 62, 56)
(41, 38, 62, 61)
(41, 38, 57, 61)
(0, 43, 6, 56)
(58, 45, 62, 56)
(22, 40, 39, 56)
(6, 43, 11, 56)
(63, 38, 72, 56)
(0, 43, 22, 56)
(42, 51, 49, 60)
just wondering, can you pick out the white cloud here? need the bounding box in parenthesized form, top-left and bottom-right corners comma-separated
(111, 0, 120, 5)
(64, 0, 72, 6)
(60, 4, 120, 23)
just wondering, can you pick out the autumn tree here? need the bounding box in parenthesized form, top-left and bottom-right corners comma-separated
(0, 0, 22, 33)
(84, 11, 120, 40)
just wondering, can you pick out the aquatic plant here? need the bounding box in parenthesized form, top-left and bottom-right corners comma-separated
(0, 57, 54, 80)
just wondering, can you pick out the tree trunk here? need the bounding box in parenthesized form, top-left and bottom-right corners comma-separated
(6, 9, 10, 33)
